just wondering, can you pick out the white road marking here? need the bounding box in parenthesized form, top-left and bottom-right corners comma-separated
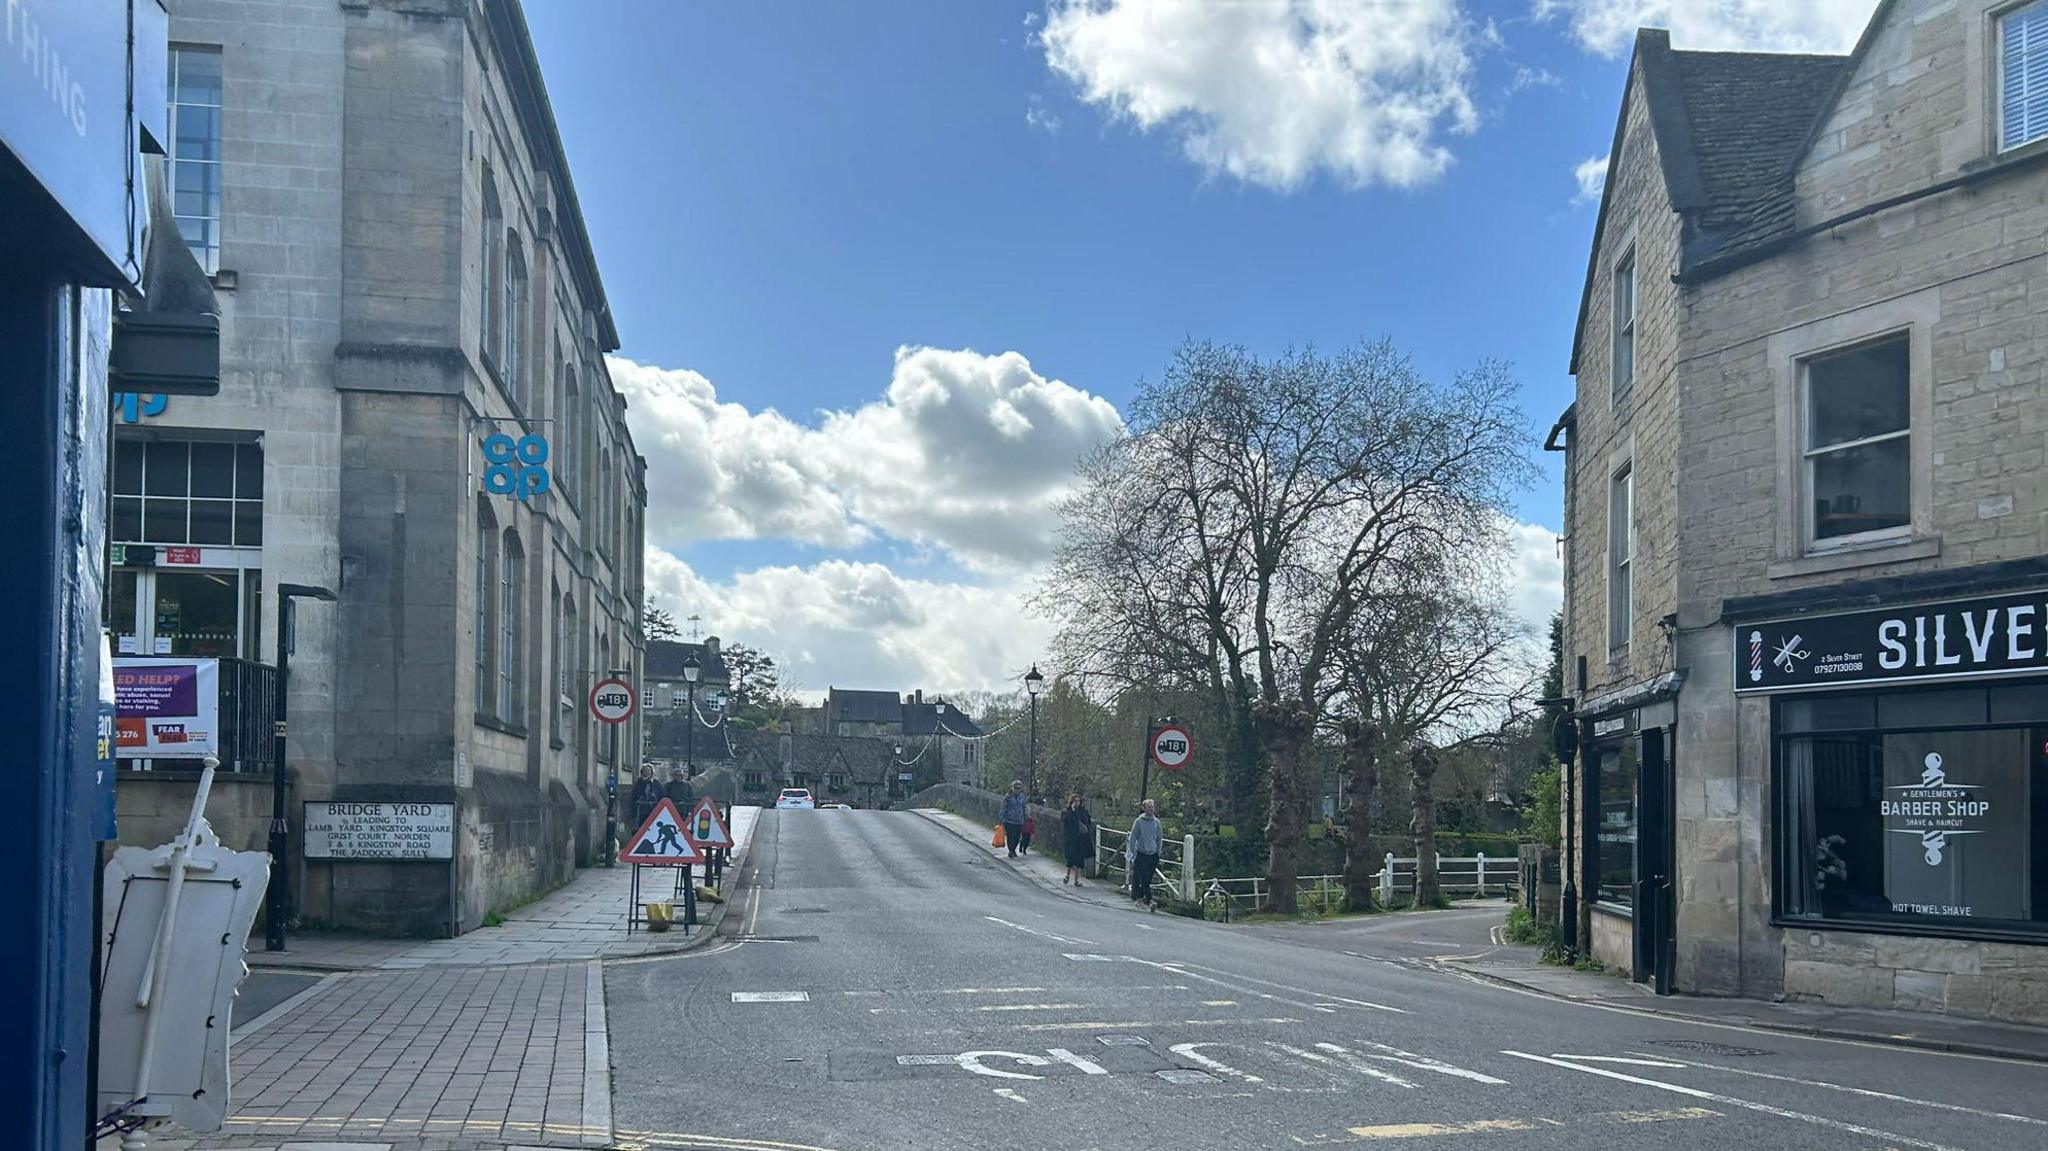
(1201, 1000, 1238, 1007)
(1064, 953, 1115, 962)
(1269, 1042, 1416, 1088)
(1009, 1017, 1303, 1032)
(1118, 956, 1342, 1015)
(729, 991, 808, 1003)
(1169, 1042, 1264, 1083)
(993, 1087, 1030, 1103)
(1146, 957, 1409, 1014)
(1561, 1054, 1686, 1067)
(930, 986, 1049, 995)
(1319, 1042, 1508, 1085)
(985, 915, 1095, 946)
(1501, 1051, 1965, 1151)
(1045, 1047, 1111, 1075)
(971, 1003, 1085, 1012)
(897, 1051, 1050, 1080)
(1626, 1051, 2048, 1127)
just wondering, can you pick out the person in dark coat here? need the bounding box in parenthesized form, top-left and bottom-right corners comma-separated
(631, 765, 662, 830)
(664, 765, 696, 809)
(1060, 793, 1094, 886)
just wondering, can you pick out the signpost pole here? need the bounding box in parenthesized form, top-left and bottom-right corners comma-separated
(1138, 718, 1155, 805)
(267, 598, 291, 951)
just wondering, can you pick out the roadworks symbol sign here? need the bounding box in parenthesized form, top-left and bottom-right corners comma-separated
(686, 797, 733, 848)
(619, 798, 704, 865)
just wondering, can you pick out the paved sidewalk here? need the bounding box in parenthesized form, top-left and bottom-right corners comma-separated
(119, 807, 765, 1151)
(914, 807, 1160, 914)
(252, 806, 759, 971)
(1441, 935, 2048, 1063)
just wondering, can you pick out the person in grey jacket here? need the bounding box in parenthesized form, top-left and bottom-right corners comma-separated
(1128, 799, 1164, 909)
(999, 781, 1029, 859)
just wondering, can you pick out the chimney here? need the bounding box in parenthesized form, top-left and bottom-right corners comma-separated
(706, 635, 720, 658)
(915, 689, 924, 705)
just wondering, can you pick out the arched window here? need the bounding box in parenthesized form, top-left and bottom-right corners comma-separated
(500, 528, 525, 726)
(481, 169, 501, 365)
(504, 234, 528, 402)
(565, 594, 583, 777)
(596, 633, 611, 763)
(549, 578, 563, 745)
(475, 499, 498, 715)
(562, 365, 578, 501)
(599, 448, 612, 559)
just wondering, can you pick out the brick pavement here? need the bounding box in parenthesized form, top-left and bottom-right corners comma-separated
(115, 807, 761, 1151)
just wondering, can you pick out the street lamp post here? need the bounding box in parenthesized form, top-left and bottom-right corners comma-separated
(682, 653, 701, 776)
(1024, 664, 1044, 801)
(893, 741, 904, 801)
(268, 582, 336, 952)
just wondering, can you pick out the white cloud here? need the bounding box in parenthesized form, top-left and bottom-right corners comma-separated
(610, 347, 1123, 573)
(1573, 153, 1609, 204)
(1503, 520, 1563, 643)
(1026, 94, 1064, 135)
(645, 549, 1053, 700)
(1039, 0, 1479, 191)
(1534, 0, 1877, 56)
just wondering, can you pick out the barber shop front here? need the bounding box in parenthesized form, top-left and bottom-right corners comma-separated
(1733, 580, 2048, 1022)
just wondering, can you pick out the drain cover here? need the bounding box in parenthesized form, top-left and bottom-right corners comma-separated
(1097, 1034, 1150, 1047)
(1156, 1069, 1220, 1084)
(1645, 1039, 1771, 1056)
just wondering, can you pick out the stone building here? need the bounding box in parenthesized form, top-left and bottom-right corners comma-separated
(823, 687, 988, 786)
(116, 0, 646, 935)
(1554, 0, 2048, 1023)
(642, 637, 732, 773)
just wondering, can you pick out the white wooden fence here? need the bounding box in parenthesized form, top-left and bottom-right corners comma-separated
(1090, 824, 1517, 914)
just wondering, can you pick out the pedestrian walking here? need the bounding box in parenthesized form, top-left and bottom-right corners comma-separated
(663, 765, 695, 809)
(1128, 798, 1163, 909)
(1019, 814, 1036, 855)
(632, 764, 661, 830)
(999, 781, 1028, 859)
(1060, 794, 1093, 886)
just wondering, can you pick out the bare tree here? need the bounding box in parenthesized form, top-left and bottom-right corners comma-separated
(1339, 719, 1383, 911)
(1044, 339, 1529, 913)
(1409, 746, 1442, 906)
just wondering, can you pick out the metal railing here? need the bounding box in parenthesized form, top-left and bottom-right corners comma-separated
(118, 656, 276, 774)
(1093, 823, 1198, 903)
(1195, 852, 1521, 916)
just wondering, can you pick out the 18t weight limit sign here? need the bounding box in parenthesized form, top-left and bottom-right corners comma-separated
(1150, 724, 1192, 770)
(590, 678, 636, 725)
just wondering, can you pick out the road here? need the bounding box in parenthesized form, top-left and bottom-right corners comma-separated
(606, 808, 2048, 1151)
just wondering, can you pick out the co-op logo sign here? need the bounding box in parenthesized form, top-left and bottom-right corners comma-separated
(1735, 589, 2048, 692)
(1881, 752, 1990, 867)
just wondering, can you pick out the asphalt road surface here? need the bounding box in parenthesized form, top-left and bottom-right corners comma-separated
(606, 808, 2048, 1151)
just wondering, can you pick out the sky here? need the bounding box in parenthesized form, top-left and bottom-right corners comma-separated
(520, 0, 1881, 699)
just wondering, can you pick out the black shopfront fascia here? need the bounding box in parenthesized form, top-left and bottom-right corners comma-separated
(1735, 574, 2048, 946)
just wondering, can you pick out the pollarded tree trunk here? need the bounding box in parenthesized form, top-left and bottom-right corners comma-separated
(1255, 699, 1318, 915)
(1340, 719, 1382, 912)
(1410, 746, 1442, 907)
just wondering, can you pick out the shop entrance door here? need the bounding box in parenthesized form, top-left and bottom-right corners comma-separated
(111, 566, 260, 660)
(1633, 728, 1676, 993)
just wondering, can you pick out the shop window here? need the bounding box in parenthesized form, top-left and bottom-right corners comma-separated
(1595, 739, 1638, 908)
(1804, 336, 1910, 545)
(168, 45, 223, 274)
(113, 439, 263, 547)
(1779, 687, 2048, 937)
(2001, 0, 2048, 152)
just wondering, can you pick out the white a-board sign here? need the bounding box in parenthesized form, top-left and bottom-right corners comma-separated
(304, 802, 456, 860)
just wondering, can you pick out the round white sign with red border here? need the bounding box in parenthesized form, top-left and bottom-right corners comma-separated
(589, 678, 636, 725)
(1150, 724, 1193, 770)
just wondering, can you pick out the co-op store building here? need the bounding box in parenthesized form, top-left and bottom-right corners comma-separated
(1554, 2, 2048, 1025)
(114, 0, 649, 935)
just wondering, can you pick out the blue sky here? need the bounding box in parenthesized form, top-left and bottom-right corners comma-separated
(519, 1, 1877, 694)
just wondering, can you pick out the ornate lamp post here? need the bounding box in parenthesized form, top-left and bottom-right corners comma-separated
(682, 653, 701, 776)
(268, 582, 335, 951)
(1024, 664, 1044, 801)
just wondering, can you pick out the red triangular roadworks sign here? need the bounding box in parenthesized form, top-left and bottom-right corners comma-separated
(618, 797, 704, 865)
(685, 797, 733, 848)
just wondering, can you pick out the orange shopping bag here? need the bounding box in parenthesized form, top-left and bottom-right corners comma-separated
(990, 823, 1007, 849)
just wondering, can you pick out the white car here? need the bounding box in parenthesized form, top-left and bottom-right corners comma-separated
(774, 788, 817, 810)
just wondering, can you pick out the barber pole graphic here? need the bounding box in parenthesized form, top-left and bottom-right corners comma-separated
(1748, 631, 1764, 683)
